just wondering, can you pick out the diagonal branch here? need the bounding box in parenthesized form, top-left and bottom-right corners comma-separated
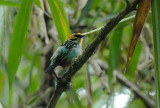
(97, 59, 155, 108)
(47, 0, 141, 107)
(115, 71, 155, 108)
(62, 0, 140, 82)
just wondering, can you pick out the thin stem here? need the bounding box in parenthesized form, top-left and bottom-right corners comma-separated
(82, 15, 135, 36)
(47, 85, 66, 108)
(86, 63, 92, 108)
(82, 26, 103, 35)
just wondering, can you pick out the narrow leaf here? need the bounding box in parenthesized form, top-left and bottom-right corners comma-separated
(0, 70, 5, 98)
(0, 6, 5, 64)
(151, 0, 160, 107)
(108, 29, 122, 87)
(0, 0, 20, 8)
(48, 0, 71, 43)
(8, 0, 33, 88)
(126, 0, 151, 69)
(128, 41, 142, 80)
(0, 70, 9, 106)
(28, 94, 39, 105)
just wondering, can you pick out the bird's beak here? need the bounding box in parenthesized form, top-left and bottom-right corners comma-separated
(79, 34, 85, 38)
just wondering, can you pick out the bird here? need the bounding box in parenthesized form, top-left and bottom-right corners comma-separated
(46, 33, 85, 79)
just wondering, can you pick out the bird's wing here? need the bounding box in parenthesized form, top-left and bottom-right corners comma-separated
(50, 40, 77, 66)
(50, 46, 64, 61)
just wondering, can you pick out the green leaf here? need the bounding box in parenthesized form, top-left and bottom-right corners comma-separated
(48, 0, 71, 43)
(127, 41, 142, 80)
(91, 0, 103, 9)
(33, 0, 42, 9)
(128, 99, 145, 108)
(151, 0, 160, 107)
(8, 0, 33, 88)
(0, 0, 20, 8)
(28, 94, 39, 105)
(0, 70, 5, 97)
(0, 70, 9, 106)
(0, 6, 5, 64)
(108, 28, 122, 88)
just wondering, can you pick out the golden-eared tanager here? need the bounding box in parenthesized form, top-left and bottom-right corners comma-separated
(46, 33, 85, 79)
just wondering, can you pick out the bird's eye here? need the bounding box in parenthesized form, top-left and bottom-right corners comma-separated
(70, 38, 77, 41)
(74, 34, 84, 38)
(74, 35, 82, 38)
(74, 35, 79, 37)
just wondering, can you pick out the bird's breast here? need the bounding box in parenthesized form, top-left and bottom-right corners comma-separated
(60, 45, 81, 67)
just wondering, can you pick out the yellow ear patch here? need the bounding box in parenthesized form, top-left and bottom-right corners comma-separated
(68, 34, 77, 39)
(74, 33, 81, 35)
(68, 33, 81, 40)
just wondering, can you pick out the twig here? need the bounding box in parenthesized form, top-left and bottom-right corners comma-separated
(89, 43, 110, 93)
(97, 60, 155, 108)
(47, 84, 66, 108)
(82, 15, 135, 36)
(32, 87, 53, 108)
(82, 26, 103, 35)
(115, 71, 155, 108)
(90, 59, 110, 93)
(126, 0, 131, 6)
(30, 7, 38, 49)
(35, 0, 49, 44)
(47, 0, 141, 107)
(86, 62, 92, 108)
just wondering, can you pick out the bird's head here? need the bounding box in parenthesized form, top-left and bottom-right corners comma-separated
(68, 33, 85, 41)
(68, 33, 85, 45)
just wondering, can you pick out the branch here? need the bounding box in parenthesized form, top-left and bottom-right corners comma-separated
(90, 59, 110, 93)
(62, 0, 140, 82)
(47, 85, 66, 108)
(47, 0, 141, 107)
(97, 60, 155, 108)
(115, 71, 155, 108)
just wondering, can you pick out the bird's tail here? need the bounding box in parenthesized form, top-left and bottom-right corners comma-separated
(46, 65, 59, 79)
(45, 65, 54, 74)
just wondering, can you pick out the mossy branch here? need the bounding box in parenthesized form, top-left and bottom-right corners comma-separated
(47, 0, 141, 107)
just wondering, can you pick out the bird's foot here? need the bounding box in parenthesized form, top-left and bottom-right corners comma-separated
(52, 72, 62, 81)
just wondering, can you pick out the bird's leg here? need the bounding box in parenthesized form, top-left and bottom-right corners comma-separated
(52, 71, 61, 81)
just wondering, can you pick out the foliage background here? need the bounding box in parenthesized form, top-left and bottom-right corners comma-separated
(0, 0, 157, 108)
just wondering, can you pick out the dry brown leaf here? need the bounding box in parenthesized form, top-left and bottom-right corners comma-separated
(126, 0, 151, 69)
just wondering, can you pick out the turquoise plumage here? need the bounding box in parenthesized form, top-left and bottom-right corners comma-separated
(46, 33, 84, 79)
